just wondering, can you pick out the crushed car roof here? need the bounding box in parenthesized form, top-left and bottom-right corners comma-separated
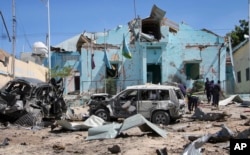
(126, 83, 179, 90)
(12, 77, 45, 85)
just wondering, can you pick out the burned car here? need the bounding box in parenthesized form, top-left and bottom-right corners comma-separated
(87, 93, 112, 109)
(88, 84, 186, 125)
(0, 77, 67, 125)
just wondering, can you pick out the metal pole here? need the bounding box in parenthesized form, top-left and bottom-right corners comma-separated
(91, 34, 93, 92)
(48, 0, 51, 78)
(104, 29, 106, 93)
(12, 0, 16, 79)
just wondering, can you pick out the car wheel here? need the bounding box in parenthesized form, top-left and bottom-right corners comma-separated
(94, 109, 110, 121)
(0, 97, 8, 111)
(152, 111, 170, 125)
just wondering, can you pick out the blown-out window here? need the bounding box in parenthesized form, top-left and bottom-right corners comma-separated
(185, 63, 200, 80)
(106, 63, 118, 78)
(246, 68, 250, 81)
(237, 71, 241, 83)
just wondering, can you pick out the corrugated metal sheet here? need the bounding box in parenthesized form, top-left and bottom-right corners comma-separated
(86, 114, 167, 140)
(56, 115, 105, 130)
(53, 34, 82, 52)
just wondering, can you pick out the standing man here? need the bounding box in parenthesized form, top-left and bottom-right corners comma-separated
(212, 80, 224, 109)
(209, 80, 214, 105)
(204, 78, 211, 104)
(187, 89, 200, 113)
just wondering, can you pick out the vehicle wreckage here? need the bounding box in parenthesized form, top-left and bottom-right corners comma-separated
(0, 77, 67, 126)
(88, 84, 186, 125)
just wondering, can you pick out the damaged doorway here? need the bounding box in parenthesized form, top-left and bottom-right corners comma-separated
(147, 64, 161, 84)
(74, 76, 80, 91)
(185, 63, 200, 80)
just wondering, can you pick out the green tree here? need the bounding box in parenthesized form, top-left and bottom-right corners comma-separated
(192, 80, 204, 93)
(50, 65, 73, 79)
(227, 19, 249, 48)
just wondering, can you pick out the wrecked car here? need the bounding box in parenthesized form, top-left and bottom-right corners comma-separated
(88, 84, 186, 125)
(0, 77, 67, 125)
(87, 93, 112, 109)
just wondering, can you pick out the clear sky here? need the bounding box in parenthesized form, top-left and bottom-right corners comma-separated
(0, 0, 249, 58)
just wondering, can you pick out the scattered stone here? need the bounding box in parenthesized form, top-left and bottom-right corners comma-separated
(108, 144, 121, 154)
(243, 119, 250, 126)
(52, 144, 65, 150)
(171, 124, 189, 132)
(235, 128, 250, 139)
(177, 128, 185, 132)
(51, 123, 59, 131)
(20, 142, 27, 145)
(156, 147, 168, 155)
(192, 107, 229, 121)
(0, 138, 10, 146)
(240, 114, 248, 119)
(2, 122, 9, 127)
(188, 136, 199, 141)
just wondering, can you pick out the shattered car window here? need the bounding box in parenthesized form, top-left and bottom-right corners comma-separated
(175, 89, 184, 99)
(119, 89, 138, 101)
(159, 90, 170, 100)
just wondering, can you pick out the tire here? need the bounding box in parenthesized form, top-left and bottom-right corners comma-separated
(152, 111, 170, 125)
(0, 97, 7, 112)
(14, 110, 43, 126)
(94, 109, 110, 121)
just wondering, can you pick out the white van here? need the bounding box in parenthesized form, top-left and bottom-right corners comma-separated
(88, 84, 186, 125)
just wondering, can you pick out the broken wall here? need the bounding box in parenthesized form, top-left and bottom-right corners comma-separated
(160, 23, 226, 88)
(52, 8, 227, 93)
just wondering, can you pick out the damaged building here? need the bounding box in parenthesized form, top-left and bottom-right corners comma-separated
(51, 5, 227, 94)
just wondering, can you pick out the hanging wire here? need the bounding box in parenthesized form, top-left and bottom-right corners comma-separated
(0, 11, 11, 42)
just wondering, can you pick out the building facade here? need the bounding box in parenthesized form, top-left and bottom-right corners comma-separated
(52, 6, 227, 95)
(231, 39, 250, 94)
(0, 49, 48, 87)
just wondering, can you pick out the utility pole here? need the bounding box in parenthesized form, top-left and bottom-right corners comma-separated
(104, 29, 106, 93)
(40, 0, 51, 79)
(47, 0, 51, 78)
(12, 0, 16, 79)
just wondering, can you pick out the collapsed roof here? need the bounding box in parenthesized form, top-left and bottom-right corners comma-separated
(51, 4, 172, 52)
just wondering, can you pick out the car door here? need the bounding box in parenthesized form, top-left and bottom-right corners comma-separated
(169, 88, 182, 117)
(137, 89, 159, 119)
(112, 89, 138, 118)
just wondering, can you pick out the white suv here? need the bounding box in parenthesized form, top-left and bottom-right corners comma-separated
(88, 84, 185, 125)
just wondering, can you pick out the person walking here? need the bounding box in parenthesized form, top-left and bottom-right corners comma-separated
(212, 80, 224, 109)
(209, 80, 214, 105)
(186, 89, 200, 113)
(204, 78, 211, 104)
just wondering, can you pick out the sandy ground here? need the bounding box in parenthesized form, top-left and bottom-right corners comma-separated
(0, 102, 250, 155)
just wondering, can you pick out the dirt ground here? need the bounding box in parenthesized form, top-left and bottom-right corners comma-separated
(0, 101, 250, 155)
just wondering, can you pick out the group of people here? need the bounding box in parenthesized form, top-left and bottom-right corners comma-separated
(204, 78, 224, 108)
(177, 77, 225, 114)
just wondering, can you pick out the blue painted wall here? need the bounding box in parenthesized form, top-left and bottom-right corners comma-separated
(52, 22, 227, 94)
